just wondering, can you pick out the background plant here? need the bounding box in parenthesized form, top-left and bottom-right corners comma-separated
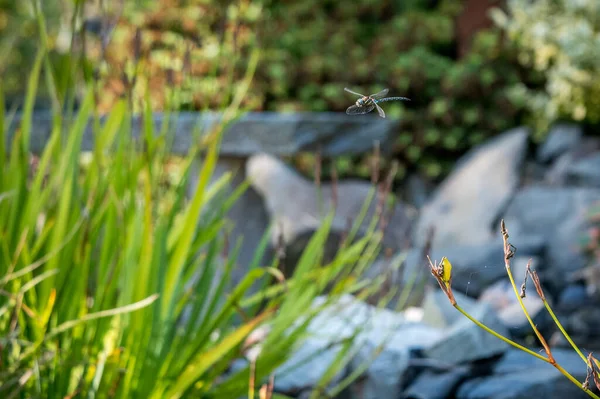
(256, 0, 543, 181)
(5, 0, 600, 182)
(491, 0, 600, 138)
(2, 0, 550, 183)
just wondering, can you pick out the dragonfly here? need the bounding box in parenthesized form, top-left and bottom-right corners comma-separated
(344, 88, 410, 118)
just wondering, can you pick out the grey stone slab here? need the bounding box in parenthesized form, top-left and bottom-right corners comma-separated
(414, 127, 529, 250)
(8, 110, 398, 156)
(501, 186, 600, 288)
(537, 123, 583, 163)
(456, 348, 590, 399)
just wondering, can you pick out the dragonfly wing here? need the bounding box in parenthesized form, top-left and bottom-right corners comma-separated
(346, 104, 375, 115)
(370, 88, 389, 100)
(375, 103, 386, 118)
(344, 87, 365, 97)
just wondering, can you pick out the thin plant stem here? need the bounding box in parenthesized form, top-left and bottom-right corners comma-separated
(504, 263, 549, 352)
(555, 363, 600, 398)
(499, 220, 599, 397)
(455, 305, 600, 398)
(543, 301, 588, 364)
(248, 360, 256, 399)
(453, 305, 547, 362)
(501, 226, 553, 360)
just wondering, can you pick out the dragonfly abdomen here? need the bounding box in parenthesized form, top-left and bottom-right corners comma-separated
(375, 96, 410, 103)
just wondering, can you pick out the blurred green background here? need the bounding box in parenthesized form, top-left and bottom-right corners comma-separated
(2, 0, 599, 181)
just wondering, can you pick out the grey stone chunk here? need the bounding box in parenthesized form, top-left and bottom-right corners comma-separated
(421, 287, 478, 329)
(245, 152, 413, 259)
(11, 111, 398, 156)
(414, 127, 529, 250)
(403, 367, 471, 399)
(279, 295, 442, 399)
(537, 123, 583, 163)
(501, 186, 600, 288)
(424, 301, 509, 365)
(478, 276, 548, 338)
(566, 154, 600, 187)
(557, 284, 588, 312)
(456, 348, 589, 399)
(273, 336, 347, 393)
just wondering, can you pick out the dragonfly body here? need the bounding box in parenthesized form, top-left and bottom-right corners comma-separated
(356, 96, 375, 107)
(344, 88, 410, 118)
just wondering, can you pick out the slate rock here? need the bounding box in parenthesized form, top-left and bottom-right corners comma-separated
(286, 295, 442, 399)
(305, 296, 442, 348)
(414, 127, 529, 250)
(348, 342, 410, 399)
(402, 367, 471, 399)
(545, 152, 575, 186)
(425, 301, 509, 365)
(14, 110, 399, 157)
(537, 123, 583, 163)
(245, 153, 413, 274)
(562, 307, 600, 349)
(478, 276, 549, 338)
(501, 186, 600, 290)
(570, 264, 600, 298)
(565, 153, 600, 187)
(358, 250, 425, 308)
(557, 284, 588, 312)
(273, 335, 347, 393)
(421, 287, 478, 329)
(456, 348, 591, 399)
(544, 137, 600, 186)
(346, 321, 443, 399)
(398, 247, 432, 285)
(403, 173, 435, 209)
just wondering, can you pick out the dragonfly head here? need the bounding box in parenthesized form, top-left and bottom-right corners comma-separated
(357, 97, 368, 106)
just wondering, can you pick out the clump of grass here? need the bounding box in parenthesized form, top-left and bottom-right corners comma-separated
(0, 3, 397, 399)
(0, 45, 386, 399)
(427, 220, 600, 397)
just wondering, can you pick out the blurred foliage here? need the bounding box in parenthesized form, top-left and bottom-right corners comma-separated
(257, 0, 543, 180)
(491, 0, 600, 138)
(83, 0, 265, 113)
(254, 0, 541, 180)
(0, 0, 64, 105)
(0, 0, 264, 112)
(5, 0, 600, 181)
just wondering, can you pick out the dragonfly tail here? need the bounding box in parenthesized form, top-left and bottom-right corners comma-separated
(375, 96, 411, 103)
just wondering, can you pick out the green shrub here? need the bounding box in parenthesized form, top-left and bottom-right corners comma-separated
(0, 0, 63, 104)
(2, 0, 542, 181)
(491, 0, 600, 137)
(256, 0, 537, 179)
